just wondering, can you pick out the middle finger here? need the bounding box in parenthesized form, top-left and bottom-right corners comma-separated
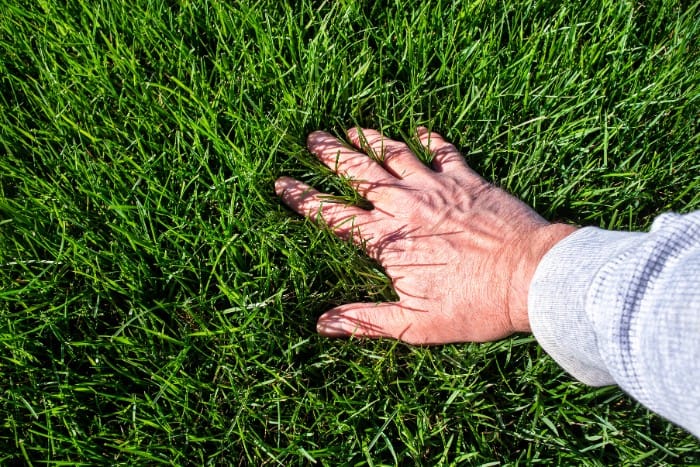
(347, 128, 432, 180)
(308, 131, 396, 201)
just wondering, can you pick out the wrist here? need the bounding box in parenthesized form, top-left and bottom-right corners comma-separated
(508, 223, 578, 333)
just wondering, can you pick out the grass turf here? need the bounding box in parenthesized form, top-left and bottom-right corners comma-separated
(1, 0, 699, 464)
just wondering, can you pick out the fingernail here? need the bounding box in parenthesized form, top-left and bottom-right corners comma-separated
(307, 131, 324, 145)
(317, 313, 347, 337)
(316, 314, 330, 333)
(274, 177, 288, 196)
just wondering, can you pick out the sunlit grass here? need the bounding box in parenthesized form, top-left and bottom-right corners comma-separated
(1, 0, 699, 464)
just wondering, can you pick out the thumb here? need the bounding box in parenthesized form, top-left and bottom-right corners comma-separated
(317, 302, 427, 344)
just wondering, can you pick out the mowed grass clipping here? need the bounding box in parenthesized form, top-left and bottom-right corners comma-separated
(1, 0, 699, 464)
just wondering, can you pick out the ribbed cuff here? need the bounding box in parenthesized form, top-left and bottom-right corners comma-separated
(528, 226, 644, 386)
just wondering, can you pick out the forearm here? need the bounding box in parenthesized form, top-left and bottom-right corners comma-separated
(529, 211, 700, 437)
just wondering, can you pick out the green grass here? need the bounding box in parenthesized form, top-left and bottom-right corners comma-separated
(1, 0, 699, 464)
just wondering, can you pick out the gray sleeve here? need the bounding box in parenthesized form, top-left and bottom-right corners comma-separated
(528, 211, 700, 437)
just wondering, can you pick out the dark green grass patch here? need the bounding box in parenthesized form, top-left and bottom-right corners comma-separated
(1, 0, 699, 464)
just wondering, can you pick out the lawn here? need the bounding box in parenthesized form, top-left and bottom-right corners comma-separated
(1, 0, 699, 464)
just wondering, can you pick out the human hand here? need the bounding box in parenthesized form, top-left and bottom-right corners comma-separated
(276, 128, 576, 344)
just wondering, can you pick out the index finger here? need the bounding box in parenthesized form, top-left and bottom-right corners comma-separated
(275, 176, 377, 245)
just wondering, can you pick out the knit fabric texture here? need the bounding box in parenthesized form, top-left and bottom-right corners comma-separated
(529, 211, 700, 437)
